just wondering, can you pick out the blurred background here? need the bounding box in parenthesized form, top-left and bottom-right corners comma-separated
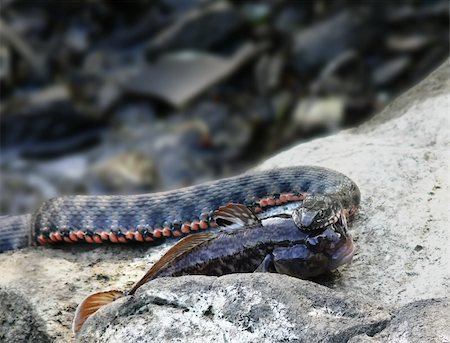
(0, 0, 448, 216)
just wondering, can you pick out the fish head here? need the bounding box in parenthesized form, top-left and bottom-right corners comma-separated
(273, 244, 331, 278)
(305, 224, 355, 271)
(273, 221, 355, 278)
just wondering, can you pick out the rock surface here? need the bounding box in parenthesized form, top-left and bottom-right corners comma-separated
(77, 274, 391, 343)
(349, 298, 450, 343)
(0, 60, 448, 342)
(0, 287, 52, 343)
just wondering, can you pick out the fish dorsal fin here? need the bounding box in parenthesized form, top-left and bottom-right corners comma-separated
(214, 203, 261, 228)
(73, 290, 124, 334)
(128, 233, 216, 295)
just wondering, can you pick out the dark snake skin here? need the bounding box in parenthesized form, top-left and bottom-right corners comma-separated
(0, 166, 360, 251)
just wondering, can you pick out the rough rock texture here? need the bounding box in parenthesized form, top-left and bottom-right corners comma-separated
(0, 60, 448, 342)
(349, 298, 450, 342)
(77, 274, 391, 343)
(0, 287, 52, 343)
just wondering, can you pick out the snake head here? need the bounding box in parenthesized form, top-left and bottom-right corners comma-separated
(292, 194, 344, 231)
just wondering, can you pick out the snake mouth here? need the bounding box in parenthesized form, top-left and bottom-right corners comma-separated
(328, 234, 355, 270)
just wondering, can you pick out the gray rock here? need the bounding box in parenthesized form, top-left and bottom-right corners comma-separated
(93, 152, 156, 192)
(0, 287, 52, 343)
(349, 298, 450, 342)
(376, 298, 450, 342)
(255, 53, 284, 93)
(146, 1, 241, 55)
(123, 43, 259, 107)
(291, 96, 345, 133)
(0, 100, 104, 158)
(0, 18, 48, 78)
(388, 1, 449, 22)
(291, 10, 379, 74)
(386, 34, 435, 53)
(0, 44, 10, 81)
(77, 274, 391, 343)
(371, 57, 412, 87)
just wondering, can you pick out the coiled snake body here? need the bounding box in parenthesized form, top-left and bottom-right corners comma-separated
(0, 166, 360, 252)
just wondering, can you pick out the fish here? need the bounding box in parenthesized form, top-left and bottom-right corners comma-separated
(73, 203, 355, 333)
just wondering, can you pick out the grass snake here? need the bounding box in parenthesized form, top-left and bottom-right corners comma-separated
(0, 166, 360, 252)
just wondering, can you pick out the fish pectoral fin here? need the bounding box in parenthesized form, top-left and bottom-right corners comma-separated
(254, 254, 276, 273)
(73, 290, 124, 334)
(214, 203, 261, 228)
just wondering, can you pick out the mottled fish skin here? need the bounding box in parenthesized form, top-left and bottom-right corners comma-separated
(127, 215, 354, 294)
(152, 218, 306, 277)
(31, 166, 360, 246)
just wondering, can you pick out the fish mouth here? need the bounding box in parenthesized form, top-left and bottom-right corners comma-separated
(328, 234, 355, 270)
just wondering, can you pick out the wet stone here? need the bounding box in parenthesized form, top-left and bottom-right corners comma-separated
(371, 57, 412, 87)
(146, 1, 242, 56)
(291, 9, 380, 74)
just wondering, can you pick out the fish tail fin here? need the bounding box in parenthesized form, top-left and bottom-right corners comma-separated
(73, 290, 124, 334)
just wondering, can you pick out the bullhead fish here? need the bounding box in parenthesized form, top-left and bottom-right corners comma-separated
(73, 203, 354, 333)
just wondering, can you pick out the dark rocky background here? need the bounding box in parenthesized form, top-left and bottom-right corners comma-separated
(1, 0, 448, 216)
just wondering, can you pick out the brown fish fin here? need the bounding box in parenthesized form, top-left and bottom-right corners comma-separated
(128, 233, 216, 294)
(73, 290, 124, 334)
(214, 203, 261, 228)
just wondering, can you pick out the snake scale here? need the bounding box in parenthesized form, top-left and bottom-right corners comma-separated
(0, 166, 360, 252)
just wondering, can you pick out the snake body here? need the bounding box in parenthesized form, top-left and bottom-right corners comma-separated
(0, 166, 360, 251)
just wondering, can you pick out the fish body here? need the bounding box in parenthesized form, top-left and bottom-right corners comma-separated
(128, 216, 310, 294)
(148, 217, 306, 277)
(73, 204, 354, 333)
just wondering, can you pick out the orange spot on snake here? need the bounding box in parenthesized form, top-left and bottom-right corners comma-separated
(267, 198, 275, 206)
(85, 236, 94, 243)
(135, 232, 144, 242)
(100, 232, 109, 241)
(69, 232, 78, 241)
(153, 230, 162, 238)
(76, 231, 85, 239)
(199, 221, 209, 229)
(162, 228, 172, 237)
(285, 194, 295, 201)
(172, 230, 183, 237)
(118, 236, 127, 243)
(37, 235, 47, 245)
(125, 232, 134, 240)
(144, 236, 154, 242)
(191, 222, 199, 231)
(109, 233, 118, 243)
(49, 233, 58, 242)
(63, 237, 73, 243)
(181, 224, 191, 233)
(93, 235, 103, 244)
